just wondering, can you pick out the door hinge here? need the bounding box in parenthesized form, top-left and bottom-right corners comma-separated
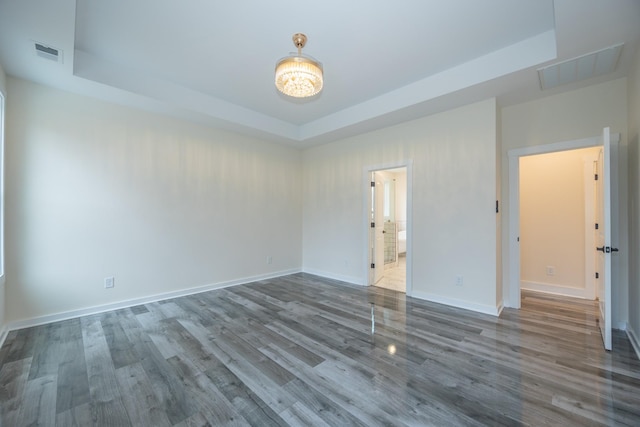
(596, 272, 599, 279)
(595, 223, 599, 230)
(496, 200, 499, 213)
(595, 173, 599, 180)
(371, 222, 375, 228)
(371, 263, 375, 269)
(371, 181, 375, 187)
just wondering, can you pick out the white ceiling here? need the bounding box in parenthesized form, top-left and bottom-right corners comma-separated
(0, 0, 639, 147)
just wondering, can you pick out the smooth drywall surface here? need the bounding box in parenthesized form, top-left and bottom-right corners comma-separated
(302, 98, 498, 313)
(0, 62, 5, 330)
(519, 148, 599, 297)
(628, 45, 640, 347)
(501, 78, 629, 327)
(0, 62, 6, 94)
(395, 171, 407, 224)
(496, 102, 502, 308)
(5, 78, 302, 323)
(0, 63, 4, 108)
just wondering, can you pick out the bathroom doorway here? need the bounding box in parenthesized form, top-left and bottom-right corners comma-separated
(368, 167, 408, 293)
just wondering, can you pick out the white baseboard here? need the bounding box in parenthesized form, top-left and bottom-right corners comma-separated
(301, 268, 365, 286)
(0, 325, 8, 350)
(0, 276, 6, 348)
(5, 268, 302, 332)
(627, 326, 640, 361)
(411, 291, 502, 317)
(521, 281, 588, 299)
(615, 322, 628, 331)
(496, 300, 504, 316)
(303, 270, 500, 316)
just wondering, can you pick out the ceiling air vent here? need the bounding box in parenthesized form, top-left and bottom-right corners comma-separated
(537, 43, 623, 91)
(34, 42, 63, 63)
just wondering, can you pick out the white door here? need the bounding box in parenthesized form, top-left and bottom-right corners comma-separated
(595, 127, 614, 351)
(373, 174, 385, 284)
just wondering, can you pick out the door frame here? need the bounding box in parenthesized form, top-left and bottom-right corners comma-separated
(363, 161, 413, 295)
(583, 155, 598, 300)
(371, 171, 385, 285)
(506, 134, 620, 308)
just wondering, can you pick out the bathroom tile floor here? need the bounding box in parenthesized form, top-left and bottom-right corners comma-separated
(375, 255, 406, 292)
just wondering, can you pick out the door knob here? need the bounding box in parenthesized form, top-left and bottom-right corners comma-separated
(597, 246, 619, 253)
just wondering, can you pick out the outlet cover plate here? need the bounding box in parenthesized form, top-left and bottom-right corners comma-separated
(104, 276, 115, 289)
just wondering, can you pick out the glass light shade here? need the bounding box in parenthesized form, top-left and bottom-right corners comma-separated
(275, 55, 323, 98)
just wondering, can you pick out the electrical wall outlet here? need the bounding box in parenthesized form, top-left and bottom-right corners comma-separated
(455, 275, 464, 286)
(267, 256, 273, 265)
(104, 276, 115, 289)
(546, 266, 555, 276)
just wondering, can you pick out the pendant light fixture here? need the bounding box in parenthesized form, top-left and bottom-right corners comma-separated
(275, 33, 323, 98)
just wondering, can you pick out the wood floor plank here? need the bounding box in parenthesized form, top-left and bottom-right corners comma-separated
(55, 318, 90, 415)
(114, 363, 172, 427)
(261, 333, 453, 427)
(215, 326, 297, 387)
(0, 331, 17, 367)
(15, 373, 57, 427)
(26, 323, 58, 380)
(279, 401, 333, 427)
(282, 377, 370, 427)
(165, 354, 254, 426)
(100, 310, 140, 369)
(5, 326, 41, 364)
(118, 313, 199, 425)
(0, 357, 32, 425)
(1, 275, 639, 426)
(178, 319, 298, 415)
(55, 346, 90, 416)
(239, 319, 325, 368)
(55, 402, 92, 427)
(81, 316, 132, 426)
(200, 349, 287, 426)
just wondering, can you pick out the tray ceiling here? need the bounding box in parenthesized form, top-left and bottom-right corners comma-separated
(0, 0, 639, 147)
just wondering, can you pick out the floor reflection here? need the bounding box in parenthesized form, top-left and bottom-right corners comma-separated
(367, 286, 410, 406)
(497, 290, 639, 425)
(364, 286, 640, 425)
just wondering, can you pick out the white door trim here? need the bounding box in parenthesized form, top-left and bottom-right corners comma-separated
(506, 135, 620, 308)
(583, 155, 597, 300)
(363, 161, 413, 295)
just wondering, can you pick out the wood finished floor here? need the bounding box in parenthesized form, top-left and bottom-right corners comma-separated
(1, 275, 639, 426)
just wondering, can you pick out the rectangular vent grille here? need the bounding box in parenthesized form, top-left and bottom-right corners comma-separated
(34, 42, 63, 63)
(537, 44, 623, 91)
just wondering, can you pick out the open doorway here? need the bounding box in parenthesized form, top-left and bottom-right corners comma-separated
(519, 147, 600, 300)
(368, 167, 408, 293)
(507, 133, 619, 307)
(507, 130, 619, 350)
